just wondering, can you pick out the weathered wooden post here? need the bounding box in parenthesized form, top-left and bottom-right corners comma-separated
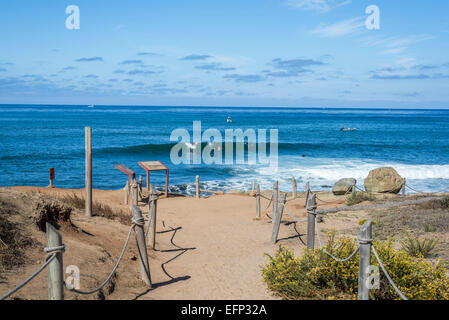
(46, 223, 64, 300)
(352, 181, 356, 196)
(292, 177, 297, 199)
(196, 175, 200, 199)
(131, 178, 138, 207)
(304, 181, 310, 208)
(402, 178, 406, 196)
(131, 205, 152, 287)
(256, 184, 261, 219)
(148, 185, 159, 249)
(251, 181, 255, 194)
(306, 193, 317, 250)
(138, 175, 143, 201)
(124, 180, 129, 205)
(85, 127, 92, 217)
(271, 194, 287, 244)
(358, 220, 372, 300)
(272, 181, 279, 218)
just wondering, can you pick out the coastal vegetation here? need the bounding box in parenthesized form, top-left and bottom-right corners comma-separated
(262, 236, 449, 300)
(345, 192, 374, 206)
(59, 193, 130, 225)
(400, 233, 439, 258)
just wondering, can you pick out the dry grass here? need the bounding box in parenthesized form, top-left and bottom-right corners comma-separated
(345, 192, 374, 206)
(59, 193, 131, 225)
(371, 201, 449, 237)
(369, 197, 449, 259)
(0, 207, 35, 277)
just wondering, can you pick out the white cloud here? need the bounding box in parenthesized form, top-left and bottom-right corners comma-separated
(311, 17, 365, 37)
(365, 34, 435, 55)
(287, 0, 351, 13)
(370, 35, 435, 49)
(381, 47, 406, 55)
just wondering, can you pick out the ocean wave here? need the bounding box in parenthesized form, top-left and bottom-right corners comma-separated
(94, 141, 449, 156)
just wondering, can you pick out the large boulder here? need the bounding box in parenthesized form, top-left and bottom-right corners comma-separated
(364, 167, 404, 194)
(332, 178, 356, 195)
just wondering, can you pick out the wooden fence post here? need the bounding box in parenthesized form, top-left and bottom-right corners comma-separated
(124, 180, 129, 205)
(272, 181, 279, 218)
(131, 206, 152, 287)
(256, 184, 261, 219)
(46, 223, 64, 300)
(271, 194, 287, 244)
(306, 193, 317, 250)
(85, 126, 92, 217)
(402, 178, 406, 196)
(358, 220, 372, 300)
(304, 181, 310, 208)
(352, 181, 356, 196)
(292, 177, 297, 199)
(196, 175, 200, 199)
(138, 175, 143, 201)
(131, 178, 138, 207)
(148, 185, 158, 249)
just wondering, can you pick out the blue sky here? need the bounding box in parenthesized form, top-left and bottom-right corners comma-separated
(0, 0, 448, 108)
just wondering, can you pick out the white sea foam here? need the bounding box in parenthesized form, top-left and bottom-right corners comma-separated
(180, 158, 449, 195)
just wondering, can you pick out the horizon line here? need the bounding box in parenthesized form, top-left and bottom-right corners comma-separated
(1, 103, 449, 111)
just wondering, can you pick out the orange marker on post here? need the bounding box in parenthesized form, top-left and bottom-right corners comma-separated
(48, 168, 55, 188)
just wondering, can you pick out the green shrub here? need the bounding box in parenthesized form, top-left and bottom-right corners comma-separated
(400, 233, 439, 258)
(262, 235, 449, 300)
(346, 192, 374, 206)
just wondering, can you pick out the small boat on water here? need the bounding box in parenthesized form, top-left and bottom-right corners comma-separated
(227, 116, 232, 123)
(341, 127, 357, 131)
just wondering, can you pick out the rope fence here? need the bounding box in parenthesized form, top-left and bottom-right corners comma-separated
(3, 175, 446, 300)
(0, 252, 58, 300)
(352, 178, 449, 196)
(67, 224, 134, 295)
(311, 193, 409, 300)
(0, 190, 162, 300)
(256, 179, 415, 300)
(372, 245, 408, 300)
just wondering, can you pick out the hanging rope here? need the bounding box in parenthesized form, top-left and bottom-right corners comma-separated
(283, 206, 308, 224)
(67, 223, 136, 295)
(372, 244, 408, 300)
(314, 219, 360, 263)
(315, 195, 335, 204)
(405, 184, 449, 195)
(0, 243, 65, 300)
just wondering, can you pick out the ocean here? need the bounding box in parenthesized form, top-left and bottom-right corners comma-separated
(1, 105, 449, 195)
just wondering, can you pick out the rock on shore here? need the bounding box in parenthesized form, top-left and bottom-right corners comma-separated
(332, 178, 356, 195)
(364, 167, 404, 194)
